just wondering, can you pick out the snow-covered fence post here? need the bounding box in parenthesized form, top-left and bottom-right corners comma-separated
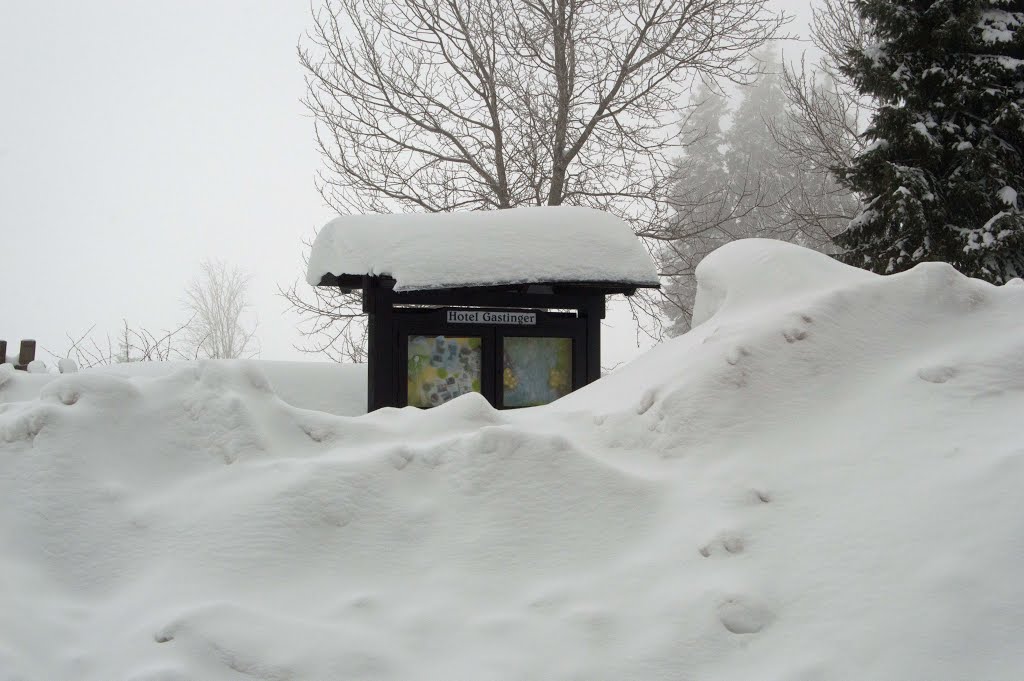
(0, 339, 37, 371)
(17, 340, 36, 370)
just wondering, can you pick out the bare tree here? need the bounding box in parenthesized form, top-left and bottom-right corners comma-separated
(55, 318, 198, 368)
(52, 260, 259, 367)
(184, 259, 259, 360)
(280, 246, 367, 363)
(768, 0, 873, 240)
(289, 0, 787, 359)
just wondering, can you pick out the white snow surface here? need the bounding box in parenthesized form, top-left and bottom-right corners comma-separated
(57, 358, 78, 375)
(5, 239, 1024, 680)
(25, 360, 47, 374)
(998, 185, 1018, 206)
(0, 360, 367, 417)
(305, 206, 660, 291)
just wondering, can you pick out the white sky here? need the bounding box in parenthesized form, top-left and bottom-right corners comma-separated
(0, 0, 814, 368)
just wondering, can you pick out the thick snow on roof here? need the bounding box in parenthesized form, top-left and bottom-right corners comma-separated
(305, 206, 660, 291)
(5, 240, 1024, 679)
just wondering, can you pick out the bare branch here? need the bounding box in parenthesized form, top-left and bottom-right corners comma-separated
(183, 259, 260, 360)
(293, 0, 787, 354)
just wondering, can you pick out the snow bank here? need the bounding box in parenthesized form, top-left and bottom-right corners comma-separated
(690, 238, 874, 327)
(4, 239, 1024, 680)
(305, 206, 660, 291)
(1, 360, 367, 417)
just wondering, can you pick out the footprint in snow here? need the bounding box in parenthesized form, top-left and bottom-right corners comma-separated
(918, 365, 957, 383)
(389, 447, 414, 470)
(153, 629, 174, 644)
(718, 597, 773, 634)
(699, 534, 746, 558)
(782, 327, 809, 343)
(636, 390, 656, 415)
(782, 314, 814, 343)
(725, 345, 751, 366)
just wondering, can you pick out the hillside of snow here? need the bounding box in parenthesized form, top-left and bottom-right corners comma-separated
(2, 240, 1024, 680)
(0, 360, 367, 418)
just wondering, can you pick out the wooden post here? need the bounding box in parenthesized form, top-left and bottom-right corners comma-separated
(16, 340, 36, 371)
(361, 278, 376, 413)
(0, 340, 6, 365)
(365, 280, 397, 412)
(582, 298, 604, 384)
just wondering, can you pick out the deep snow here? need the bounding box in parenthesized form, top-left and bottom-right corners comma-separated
(0, 360, 367, 418)
(3, 239, 1024, 680)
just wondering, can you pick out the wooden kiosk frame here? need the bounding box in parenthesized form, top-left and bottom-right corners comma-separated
(317, 273, 657, 412)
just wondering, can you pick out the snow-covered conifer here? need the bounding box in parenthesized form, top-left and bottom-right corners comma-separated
(727, 48, 794, 239)
(837, 0, 1024, 281)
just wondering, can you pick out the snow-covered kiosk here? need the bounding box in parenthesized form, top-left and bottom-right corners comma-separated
(307, 206, 660, 412)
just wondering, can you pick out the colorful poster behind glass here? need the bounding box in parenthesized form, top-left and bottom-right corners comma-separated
(407, 335, 482, 408)
(503, 337, 572, 407)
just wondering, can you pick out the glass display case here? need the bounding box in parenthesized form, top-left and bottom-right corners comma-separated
(406, 335, 483, 408)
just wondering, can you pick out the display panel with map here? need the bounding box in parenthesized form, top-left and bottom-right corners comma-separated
(502, 336, 573, 408)
(407, 335, 482, 408)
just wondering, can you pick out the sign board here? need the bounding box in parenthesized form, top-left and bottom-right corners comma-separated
(446, 309, 536, 326)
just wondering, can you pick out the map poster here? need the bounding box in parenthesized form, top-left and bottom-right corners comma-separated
(407, 335, 482, 408)
(503, 337, 573, 408)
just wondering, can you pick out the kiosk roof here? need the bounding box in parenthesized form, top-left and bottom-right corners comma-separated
(306, 206, 660, 292)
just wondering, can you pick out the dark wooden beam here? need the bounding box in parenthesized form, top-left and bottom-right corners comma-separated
(366, 282, 396, 411)
(582, 299, 602, 383)
(318, 273, 365, 290)
(388, 289, 599, 311)
(317, 273, 657, 297)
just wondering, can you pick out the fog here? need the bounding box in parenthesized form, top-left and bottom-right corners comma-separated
(1, 0, 813, 367)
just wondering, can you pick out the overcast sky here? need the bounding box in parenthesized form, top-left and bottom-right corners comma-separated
(1, 1, 814, 368)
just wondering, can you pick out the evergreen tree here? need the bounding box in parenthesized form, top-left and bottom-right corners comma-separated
(661, 82, 732, 332)
(837, 0, 1024, 282)
(662, 49, 853, 333)
(672, 81, 731, 236)
(683, 83, 731, 186)
(727, 47, 794, 239)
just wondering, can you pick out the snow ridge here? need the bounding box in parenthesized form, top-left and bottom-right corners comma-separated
(3, 240, 1024, 680)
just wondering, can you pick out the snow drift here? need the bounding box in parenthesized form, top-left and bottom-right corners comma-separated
(2, 239, 1024, 680)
